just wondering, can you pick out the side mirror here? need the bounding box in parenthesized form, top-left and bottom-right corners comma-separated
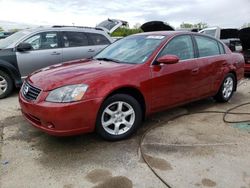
(16, 43, 32, 52)
(157, 55, 179, 64)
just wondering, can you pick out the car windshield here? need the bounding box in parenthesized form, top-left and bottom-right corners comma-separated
(0, 30, 31, 49)
(94, 35, 166, 64)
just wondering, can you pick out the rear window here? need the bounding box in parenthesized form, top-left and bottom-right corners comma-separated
(87, 33, 110, 45)
(218, 42, 225, 54)
(62, 32, 89, 47)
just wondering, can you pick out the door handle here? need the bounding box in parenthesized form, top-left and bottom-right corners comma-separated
(191, 68, 199, 74)
(88, 49, 95, 52)
(51, 52, 61, 55)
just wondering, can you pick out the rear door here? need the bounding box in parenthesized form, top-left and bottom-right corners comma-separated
(61, 31, 92, 62)
(193, 35, 225, 96)
(16, 31, 62, 77)
(151, 35, 199, 111)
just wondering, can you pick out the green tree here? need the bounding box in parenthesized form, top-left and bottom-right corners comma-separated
(180, 22, 193, 29)
(0, 27, 3, 31)
(111, 27, 143, 37)
(180, 22, 208, 29)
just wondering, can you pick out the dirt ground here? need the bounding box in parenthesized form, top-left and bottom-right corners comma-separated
(1, 77, 250, 188)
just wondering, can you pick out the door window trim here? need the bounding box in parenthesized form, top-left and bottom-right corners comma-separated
(17, 31, 61, 52)
(152, 34, 196, 65)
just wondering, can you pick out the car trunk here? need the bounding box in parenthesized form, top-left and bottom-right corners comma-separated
(219, 29, 242, 52)
(239, 28, 250, 64)
(140, 21, 174, 32)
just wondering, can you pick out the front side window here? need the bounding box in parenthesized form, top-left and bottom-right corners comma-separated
(63, 32, 88, 47)
(23, 32, 58, 50)
(87, 33, 110, 45)
(195, 35, 220, 57)
(158, 35, 195, 60)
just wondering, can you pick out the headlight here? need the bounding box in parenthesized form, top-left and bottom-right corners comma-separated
(46, 84, 88, 103)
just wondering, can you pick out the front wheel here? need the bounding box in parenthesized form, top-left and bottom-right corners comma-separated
(96, 94, 142, 141)
(0, 70, 13, 99)
(214, 73, 236, 102)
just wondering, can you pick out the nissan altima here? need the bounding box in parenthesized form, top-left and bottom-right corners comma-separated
(19, 31, 245, 141)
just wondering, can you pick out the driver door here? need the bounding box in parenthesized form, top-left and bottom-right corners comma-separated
(150, 35, 200, 112)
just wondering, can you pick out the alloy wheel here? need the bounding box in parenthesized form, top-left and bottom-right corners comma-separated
(0, 75, 8, 95)
(222, 77, 233, 99)
(101, 101, 135, 135)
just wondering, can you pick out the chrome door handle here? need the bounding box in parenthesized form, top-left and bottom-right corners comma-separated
(191, 68, 199, 74)
(88, 49, 95, 52)
(51, 52, 61, 55)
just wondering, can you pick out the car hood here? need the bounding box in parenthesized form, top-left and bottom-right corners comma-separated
(239, 27, 250, 50)
(27, 59, 134, 91)
(141, 21, 174, 32)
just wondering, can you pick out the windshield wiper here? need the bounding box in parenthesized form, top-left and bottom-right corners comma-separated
(95, 57, 121, 63)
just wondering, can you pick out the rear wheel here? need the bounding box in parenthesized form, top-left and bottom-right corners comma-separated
(214, 73, 235, 102)
(96, 94, 142, 141)
(0, 70, 13, 99)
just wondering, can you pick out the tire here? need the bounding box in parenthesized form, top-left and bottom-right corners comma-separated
(214, 73, 236, 103)
(96, 94, 142, 141)
(0, 70, 13, 99)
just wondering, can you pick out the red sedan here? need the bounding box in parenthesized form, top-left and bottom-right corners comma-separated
(19, 31, 245, 141)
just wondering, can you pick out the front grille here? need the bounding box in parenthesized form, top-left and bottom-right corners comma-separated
(22, 82, 41, 101)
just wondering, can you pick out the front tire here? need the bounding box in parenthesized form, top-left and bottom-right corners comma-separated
(96, 94, 142, 141)
(0, 70, 13, 99)
(214, 73, 236, 102)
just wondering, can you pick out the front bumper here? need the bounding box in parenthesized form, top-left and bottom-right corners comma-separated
(19, 92, 102, 136)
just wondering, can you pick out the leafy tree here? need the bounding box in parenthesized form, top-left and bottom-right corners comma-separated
(180, 22, 208, 29)
(111, 27, 143, 37)
(0, 27, 3, 31)
(180, 22, 193, 29)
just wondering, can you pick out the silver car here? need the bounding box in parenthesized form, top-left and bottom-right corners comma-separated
(0, 19, 127, 98)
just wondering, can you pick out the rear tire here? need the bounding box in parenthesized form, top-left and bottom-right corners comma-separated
(214, 73, 236, 103)
(96, 94, 142, 141)
(0, 70, 13, 99)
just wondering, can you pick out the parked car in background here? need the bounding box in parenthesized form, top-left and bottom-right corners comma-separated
(0, 19, 127, 99)
(199, 27, 243, 52)
(239, 27, 250, 74)
(19, 31, 245, 141)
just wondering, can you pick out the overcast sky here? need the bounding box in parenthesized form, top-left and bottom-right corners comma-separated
(0, 0, 249, 29)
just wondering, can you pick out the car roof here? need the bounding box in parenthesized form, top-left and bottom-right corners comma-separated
(20, 26, 106, 34)
(135, 31, 192, 36)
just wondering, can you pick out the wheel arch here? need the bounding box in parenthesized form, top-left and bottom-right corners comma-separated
(228, 70, 237, 91)
(102, 86, 147, 120)
(0, 60, 22, 88)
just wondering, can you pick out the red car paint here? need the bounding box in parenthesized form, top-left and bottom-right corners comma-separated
(19, 32, 245, 136)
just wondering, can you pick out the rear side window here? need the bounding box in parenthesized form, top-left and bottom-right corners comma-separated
(218, 42, 225, 54)
(87, 33, 111, 45)
(63, 32, 88, 47)
(158, 35, 195, 60)
(195, 36, 220, 57)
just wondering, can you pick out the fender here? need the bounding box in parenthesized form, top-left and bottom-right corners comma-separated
(0, 60, 22, 87)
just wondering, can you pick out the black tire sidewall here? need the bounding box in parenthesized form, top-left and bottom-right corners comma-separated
(96, 94, 142, 141)
(0, 70, 13, 99)
(215, 73, 236, 102)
